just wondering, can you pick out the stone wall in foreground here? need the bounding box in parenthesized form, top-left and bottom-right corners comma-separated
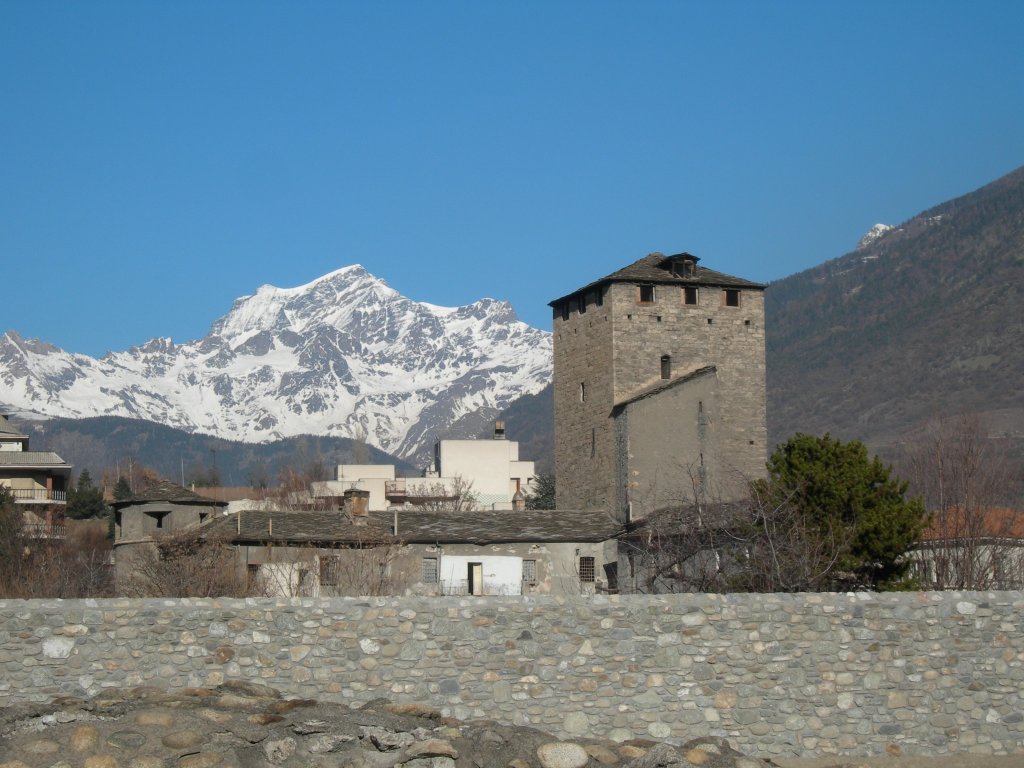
(1, 592, 1022, 759)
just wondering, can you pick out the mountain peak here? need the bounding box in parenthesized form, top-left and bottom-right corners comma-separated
(856, 223, 894, 250)
(0, 264, 552, 467)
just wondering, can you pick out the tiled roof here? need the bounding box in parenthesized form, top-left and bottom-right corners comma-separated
(114, 480, 227, 508)
(919, 507, 1024, 542)
(214, 508, 622, 546)
(550, 252, 764, 306)
(0, 451, 71, 468)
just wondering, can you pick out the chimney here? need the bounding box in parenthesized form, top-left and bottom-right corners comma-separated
(343, 488, 370, 519)
(512, 477, 525, 512)
(494, 421, 506, 440)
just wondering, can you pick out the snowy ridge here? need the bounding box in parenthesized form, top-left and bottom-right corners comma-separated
(856, 223, 894, 250)
(0, 266, 552, 468)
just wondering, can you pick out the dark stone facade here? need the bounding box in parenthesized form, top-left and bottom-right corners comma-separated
(551, 253, 767, 522)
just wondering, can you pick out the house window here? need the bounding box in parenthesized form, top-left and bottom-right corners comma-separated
(422, 557, 439, 583)
(638, 285, 655, 304)
(723, 289, 740, 307)
(579, 556, 596, 583)
(661, 355, 671, 380)
(522, 559, 537, 583)
(683, 286, 698, 305)
(320, 556, 341, 586)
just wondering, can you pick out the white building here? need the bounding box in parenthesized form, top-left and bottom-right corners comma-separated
(312, 423, 536, 511)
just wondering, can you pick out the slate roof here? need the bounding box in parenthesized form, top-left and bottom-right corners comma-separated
(549, 252, 764, 306)
(114, 480, 227, 509)
(0, 451, 72, 473)
(0, 416, 28, 439)
(613, 365, 717, 410)
(212, 508, 623, 546)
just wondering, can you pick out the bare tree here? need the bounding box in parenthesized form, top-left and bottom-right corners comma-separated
(901, 414, 1024, 589)
(119, 528, 253, 597)
(251, 526, 407, 598)
(0, 498, 113, 599)
(407, 475, 478, 513)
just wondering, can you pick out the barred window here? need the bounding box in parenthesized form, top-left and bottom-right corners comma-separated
(320, 556, 341, 586)
(522, 559, 537, 583)
(422, 557, 439, 583)
(579, 556, 596, 583)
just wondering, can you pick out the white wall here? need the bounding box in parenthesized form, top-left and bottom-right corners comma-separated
(439, 555, 523, 596)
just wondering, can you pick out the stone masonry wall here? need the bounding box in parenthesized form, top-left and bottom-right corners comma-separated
(1, 592, 1022, 759)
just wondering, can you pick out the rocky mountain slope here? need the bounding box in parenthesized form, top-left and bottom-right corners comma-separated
(0, 266, 552, 470)
(766, 164, 1024, 478)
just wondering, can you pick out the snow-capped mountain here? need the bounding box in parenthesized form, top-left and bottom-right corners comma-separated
(856, 223, 894, 250)
(0, 265, 552, 468)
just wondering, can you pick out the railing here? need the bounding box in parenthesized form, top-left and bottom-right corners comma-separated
(22, 523, 66, 539)
(9, 489, 66, 503)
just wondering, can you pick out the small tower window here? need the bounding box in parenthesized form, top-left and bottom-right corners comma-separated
(578, 294, 586, 314)
(723, 289, 740, 307)
(683, 286, 698, 305)
(561, 302, 570, 321)
(638, 285, 655, 304)
(660, 355, 671, 380)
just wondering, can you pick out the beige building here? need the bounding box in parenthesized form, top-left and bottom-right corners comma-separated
(549, 252, 767, 523)
(0, 415, 72, 537)
(312, 426, 536, 511)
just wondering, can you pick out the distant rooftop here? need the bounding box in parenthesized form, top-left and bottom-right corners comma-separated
(114, 479, 227, 508)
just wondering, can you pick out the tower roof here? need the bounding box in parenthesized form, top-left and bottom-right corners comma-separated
(549, 252, 764, 306)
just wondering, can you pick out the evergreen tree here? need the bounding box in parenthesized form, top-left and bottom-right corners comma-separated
(755, 433, 926, 590)
(526, 474, 556, 510)
(66, 469, 109, 520)
(113, 476, 133, 501)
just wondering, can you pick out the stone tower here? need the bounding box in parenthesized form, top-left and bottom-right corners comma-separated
(549, 252, 766, 522)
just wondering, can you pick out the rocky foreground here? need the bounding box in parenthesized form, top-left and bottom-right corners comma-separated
(0, 681, 866, 768)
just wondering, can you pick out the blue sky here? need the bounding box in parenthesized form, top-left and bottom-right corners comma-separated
(3, 2, 1023, 357)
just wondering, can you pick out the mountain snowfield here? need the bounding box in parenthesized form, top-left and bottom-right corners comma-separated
(0, 265, 553, 468)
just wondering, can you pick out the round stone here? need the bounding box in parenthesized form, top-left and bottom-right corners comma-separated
(85, 757, 120, 768)
(106, 730, 147, 749)
(71, 725, 100, 751)
(161, 731, 207, 749)
(135, 710, 176, 727)
(179, 755, 224, 768)
(537, 742, 589, 768)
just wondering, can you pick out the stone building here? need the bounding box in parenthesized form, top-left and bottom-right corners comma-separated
(112, 480, 228, 588)
(549, 252, 767, 523)
(215, 494, 619, 597)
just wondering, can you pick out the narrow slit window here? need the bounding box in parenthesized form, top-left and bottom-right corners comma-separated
(661, 355, 671, 379)
(579, 382, 586, 402)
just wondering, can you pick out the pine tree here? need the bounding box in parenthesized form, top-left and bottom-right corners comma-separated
(66, 469, 109, 520)
(755, 433, 926, 590)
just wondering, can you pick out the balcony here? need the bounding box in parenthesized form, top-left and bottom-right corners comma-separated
(23, 523, 66, 539)
(9, 489, 66, 504)
(384, 478, 459, 505)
